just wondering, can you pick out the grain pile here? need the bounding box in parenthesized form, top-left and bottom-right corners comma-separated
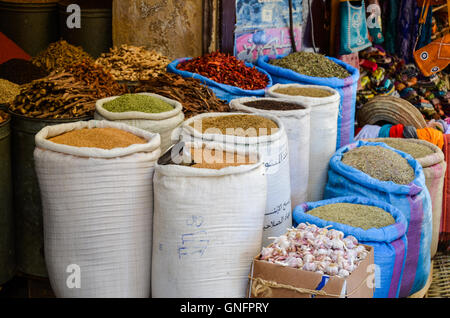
(273, 86, 333, 97)
(103, 94, 173, 114)
(307, 203, 396, 230)
(243, 99, 305, 111)
(270, 52, 350, 79)
(9, 72, 97, 119)
(380, 139, 435, 159)
(189, 147, 255, 169)
(66, 60, 127, 99)
(342, 145, 415, 184)
(48, 128, 146, 149)
(190, 114, 278, 137)
(95, 45, 170, 81)
(134, 73, 229, 118)
(31, 40, 93, 73)
(0, 79, 20, 104)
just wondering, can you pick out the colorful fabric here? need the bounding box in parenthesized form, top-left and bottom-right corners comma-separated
(441, 134, 450, 244)
(389, 124, 405, 138)
(403, 126, 418, 139)
(378, 124, 393, 137)
(417, 127, 444, 149)
(355, 124, 381, 140)
(397, 0, 421, 63)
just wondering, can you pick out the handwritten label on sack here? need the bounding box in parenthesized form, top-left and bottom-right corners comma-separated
(178, 215, 210, 259)
(263, 200, 291, 230)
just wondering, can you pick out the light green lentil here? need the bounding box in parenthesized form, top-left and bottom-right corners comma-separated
(103, 94, 173, 113)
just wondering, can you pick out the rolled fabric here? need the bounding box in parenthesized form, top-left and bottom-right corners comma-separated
(437, 119, 448, 133)
(417, 127, 444, 149)
(378, 124, 393, 138)
(389, 124, 404, 138)
(355, 124, 381, 140)
(427, 121, 444, 133)
(403, 126, 418, 139)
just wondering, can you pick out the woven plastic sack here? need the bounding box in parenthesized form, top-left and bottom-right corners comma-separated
(167, 57, 273, 103)
(293, 196, 408, 298)
(180, 112, 291, 247)
(34, 120, 161, 298)
(324, 140, 432, 297)
(257, 54, 359, 149)
(367, 138, 446, 258)
(229, 97, 311, 207)
(266, 84, 340, 202)
(152, 142, 267, 297)
(95, 92, 184, 154)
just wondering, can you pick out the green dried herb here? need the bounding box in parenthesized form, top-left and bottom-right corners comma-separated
(342, 145, 415, 184)
(270, 52, 350, 79)
(307, 203, 396, 230)
(103, 94, 173, 113)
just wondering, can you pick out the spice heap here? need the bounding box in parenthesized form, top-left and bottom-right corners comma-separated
(134, 73, 230, 118)
(189, 147, 255, 169)
(270, 52, 350, 79)
(9, 72, 96, 119)
(259, 223, 369, 277)
(243, 99, 305, 111)
(0, 110, 9, 124)
(176, 51, 269, 90)
(0, 79, 20, 104)
(0, 58, 48, 85)
(103, 94, 173, 114)
(342, 145, 415, 184)
(32, 40, 93, 72)
(48, 127, 146, 149)
(190, 114, 278, 137)
(381, 139, 435, 159)
(273, 86, 333, 98)
(95, 44, 170, 81)
(307, 203, 396, 230)
(66, 60, 127, 99)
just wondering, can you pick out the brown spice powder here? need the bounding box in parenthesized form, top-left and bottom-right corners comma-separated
(243, 99, 305, 111)
(190, 114, 278, 137)
(48, 127, 147, 149)
(190, 147, 255, 169)
(273, 86, 333, 98)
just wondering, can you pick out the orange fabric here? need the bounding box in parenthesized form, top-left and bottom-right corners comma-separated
(416, 127, 444, 149)
(414, 34, 450, 77)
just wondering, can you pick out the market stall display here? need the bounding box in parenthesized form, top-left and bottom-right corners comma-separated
(152, 142, 266, 297)
(181, 113, 291, 247)
(95, 93, 184, 154)
(293, 196, 408, 298)
(266, 83, 340, 202)
(0, 58, 48, 85)
(34, 120, 161, 297)
(230, 97, 311, 207)
(0, 79, 19, 104)
(257, 52, 359, 149)
(325, 140, 432, 297)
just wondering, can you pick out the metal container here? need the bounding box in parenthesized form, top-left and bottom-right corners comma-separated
(58, 0, 112, 58)
(10, 113, 89, 277)
(0, 114, 15, 284)
(0, 1, 59, 56)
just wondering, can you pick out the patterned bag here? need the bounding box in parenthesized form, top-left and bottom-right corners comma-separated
(339, 0, 372, 55)
(413, 0, 450, 76)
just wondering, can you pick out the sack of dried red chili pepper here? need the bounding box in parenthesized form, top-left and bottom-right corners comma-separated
(167, 51, 272, 102)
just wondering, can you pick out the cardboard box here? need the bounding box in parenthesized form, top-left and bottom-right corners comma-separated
(248, 245, 375, 298)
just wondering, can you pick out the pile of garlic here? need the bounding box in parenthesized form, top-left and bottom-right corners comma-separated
(259, 223, 369, 278)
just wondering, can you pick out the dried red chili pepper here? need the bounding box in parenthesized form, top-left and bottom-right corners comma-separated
(176, 51, 269, 90)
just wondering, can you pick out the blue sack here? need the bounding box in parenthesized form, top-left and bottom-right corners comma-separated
(167, 58, 273, 103)
(257, 54, 359, 149)
(293, 196, 408, 298)
(324, 140, 433, 297)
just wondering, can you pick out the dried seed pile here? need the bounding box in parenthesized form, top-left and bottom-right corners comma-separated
(48, 127, 146, 149)
(134, 73, 230, 118)
(190, 147, 255, 169)
(259, 223, 369, 277)
(66, 60, 127, 99)
(103, 94, 173, 114)
(342, 145, 415, 184)
(0, 110, 9, 124)
(273, 86, 333, 97)
(32, 40, 93, 72)
(190, 114, 278, 137)
(95, 44, 170, 81)
(0, 58, 48, 85)
(9, 72, 96, 119)
(0, 79, 20, 104)
(270, 52, 350, 79)
(307, 203, 396, 230)
(243, 99, 305, 111)
(381, 139, 435, 159)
